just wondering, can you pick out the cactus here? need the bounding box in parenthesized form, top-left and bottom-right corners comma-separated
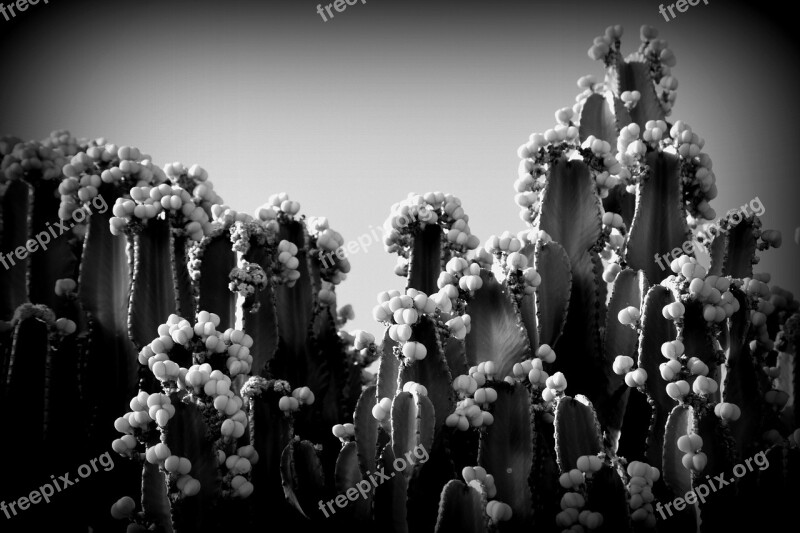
(1, 23, 798, 533)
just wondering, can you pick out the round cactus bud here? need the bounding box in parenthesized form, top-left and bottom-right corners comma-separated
(111, 496, 137, 520)
(613, 355, 634, 375)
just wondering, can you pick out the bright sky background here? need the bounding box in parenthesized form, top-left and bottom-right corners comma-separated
(1, 0, 797, 339)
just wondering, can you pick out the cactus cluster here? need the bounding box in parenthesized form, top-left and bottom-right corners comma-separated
(1, 24, 798, 533)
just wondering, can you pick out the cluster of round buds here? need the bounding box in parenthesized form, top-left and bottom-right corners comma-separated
(587, 24, 622, 61)
(616, 123, 647, 171)
(332, 423, 356, 442)
(211, 204, 253, 227)
(661, 300, 686, 320)
(112, 392, 174, 455)
(620, 90, 642, 110)
(612, 355, 635, 376)
(556, 457, 604, 525)
(641, 120, 669, 147)
(266, 193, 301, 217)
(691, 374, 718, 396)
(462, 467, 511, 523)
(677, 434, 707, 472)
(446, 397, 494, 430)
(555, 106, 574, 126)
(542, 371, 568, 402)
(515, 124, 581, 223)
(668, 121, 705, 161)
(471, 361, 495, 383)
(275, 240, 302, 287)
(374, 289, 435, 345)
(149, 451, 196, 497)
(576, 455, 604, 476)
(485, 500, 513, 524)
(666, 379, 691, 401)
(764, 388, 790, 410)
(518, 125, 581, 163)
(55, 317, 77, 336)
(484, 232, 523, 256)
(602, 211, 625, 234)
(445, 314, 472, 340)
(143, 442, 177, 467)
(557, 461, 594, 490)
(401, 341, 428, 362)
(110, 183, 213, 241)
(352, 330, 377, 359)
(612, 355, 648, 388)
(742, 277, 774, 328)
(163, 163, 222, 205)
(2, 138, 69, 181)
(221, 445, 258, 498)
(54, 278, 78, 297)
(665, 122, 718, 219)
(110, 496, 136, 521)
(219, 328, 255, 376)
(402, 380, 429, 396)
(307, 217, 351, 284)
(618, 305, 642, 327)
(163, 453, 193, 480)
(278, 385, 316, 414)
(659, 340, 687, 390)
(626, 460, 660, 527)
(672, 259, 741, 323)
(639, 25, 675, 66)
(462, 466, 497, 498)
(41, 130, 85, 156)
(557, 489, 603, 531)
(133, 392, 174, 428)
(371, 397, 393, 421)
(137, 315, 191, 370)
(512, 357, 549, 388)
(537, 344, 556, 364)
(624, 367, 648, 389)
(453, 374, 478, 397)
(579, 135, 623, 194)
(60, 145, 167, 221)
(318, 281, 337, 307)
(385, 192, 442, 236)
(569, 75, 601, 123)
(714, 402, 742, 422)
(252, 204, 280, 234)
(453, 374, 498, 404)
(384, 192, 480, 253)
(513, 161, 544, 223)
(442, 257, 484, 294)
(134, 392, 175, 429)
(759, 229, 782, 251)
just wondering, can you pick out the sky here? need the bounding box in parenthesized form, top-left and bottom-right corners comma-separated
(1, 0, 798, 340)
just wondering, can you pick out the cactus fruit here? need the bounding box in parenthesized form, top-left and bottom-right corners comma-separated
(1, 23, 798, 533)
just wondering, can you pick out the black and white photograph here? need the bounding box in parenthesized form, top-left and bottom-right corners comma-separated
(0, 1, 798, 531)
